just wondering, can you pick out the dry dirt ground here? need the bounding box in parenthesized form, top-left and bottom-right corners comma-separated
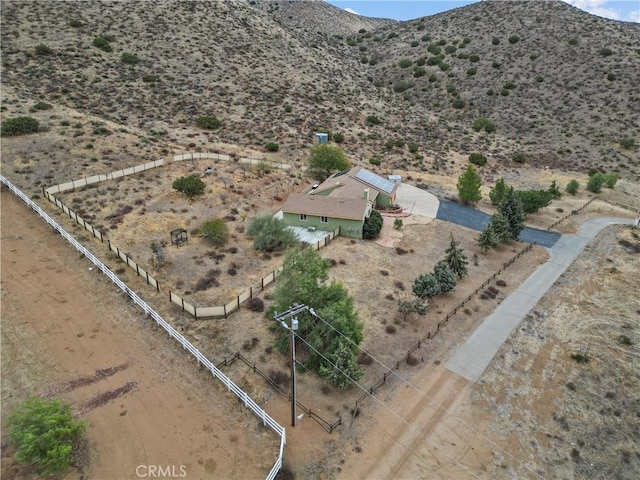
(1, 190, 279, 480)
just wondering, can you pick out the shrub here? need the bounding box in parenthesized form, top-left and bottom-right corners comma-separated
(433, 261, 457, 293)
(393, 80, 415, 93)
(466, 67, 477, 75)
(620, 137, 635, 149)
(492, 37, 500, 45)
(413, 66, 426, 77)
(172, 175, 205, 199)
(196, 115, 221, 130)
(120, 52, 139, 65)
(412, 273, 440, 298)
(421, 34, 431, 42)
(517, 189, 553, 214)
(1, 117, 40, 137)
(438, 61, 450, 71)
(536, 75, 544, 83)
(473, 117, 496, 133)
(366, 115, 381, 125)
(469, 152, 487, 165)
(369, 157, 381, 166)
(7, 397, 86, 476)
(394, 218, 403, 230)
(199, 218, 229, 247)
(587, 172, 604, 193)
(247, 297, 265, 312)
(603, 173, 618, 188)
(265, 142, 279, 152)
(512, 153, 526, 163)
(444, 45, 457, 55)
(142, 74, 160, 83)
(35, 43, 53, 56)
(426, 56, 441, 66)
(566, 179, 579, 195)
(492, 61, 501, 69)
(93, 36, 112, 52)
(398, 58, 413, 68)
(333, 132, 345, 143)
(606, 72, 615, 81)
(452, 98, 466, 109)
(503, 81, 517, 90)
(500, 89, 510, 96)
(568, 37, 579, 45)
(33, 102, 52, 111)
(571, 352, 589, 363)
(69, 19, 82, 28)
(246, 215, 298, 252)
(416, 56, 426, 66)
(508, 35, 520, 44)
(363, 210, 383, 240)
(469, 54, 480, 62)
(599, 47, 613, 56)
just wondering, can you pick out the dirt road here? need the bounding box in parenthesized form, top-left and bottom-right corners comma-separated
(1, 190, 278, 479)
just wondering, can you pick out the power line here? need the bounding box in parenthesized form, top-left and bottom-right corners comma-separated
(307, 307, 544, 480)
(294, 332, 484, 480)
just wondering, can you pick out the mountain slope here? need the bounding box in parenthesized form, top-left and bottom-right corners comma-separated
(1, 0, 638, 179)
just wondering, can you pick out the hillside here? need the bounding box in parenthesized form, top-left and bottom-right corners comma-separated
(1, 0, 638, 183)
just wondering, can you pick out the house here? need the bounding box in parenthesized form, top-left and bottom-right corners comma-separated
(281, 167, 400, 239)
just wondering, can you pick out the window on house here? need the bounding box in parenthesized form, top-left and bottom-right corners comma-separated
(321, 216, 328, 223)
(300, 214, 307, 221)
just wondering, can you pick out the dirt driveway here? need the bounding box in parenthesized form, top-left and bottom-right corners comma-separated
(1, 190, 278, 479)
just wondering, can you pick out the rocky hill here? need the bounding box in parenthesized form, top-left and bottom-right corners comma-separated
(1, 0, 638, 179)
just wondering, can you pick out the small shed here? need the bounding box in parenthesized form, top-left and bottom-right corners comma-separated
(315, 133, 329, 144)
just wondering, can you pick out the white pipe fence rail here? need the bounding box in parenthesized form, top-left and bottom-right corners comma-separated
(1, 176, 286, 480)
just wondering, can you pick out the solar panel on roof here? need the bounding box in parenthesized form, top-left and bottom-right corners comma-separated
(354, 168, 396, 194)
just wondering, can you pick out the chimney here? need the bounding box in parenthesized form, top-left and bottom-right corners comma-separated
(363, 188, 369, 202)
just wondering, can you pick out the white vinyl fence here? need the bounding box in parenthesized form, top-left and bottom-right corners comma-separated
(1, 176, 286, 480)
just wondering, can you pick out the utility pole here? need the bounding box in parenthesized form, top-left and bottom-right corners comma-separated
(274, 303, 307, 427)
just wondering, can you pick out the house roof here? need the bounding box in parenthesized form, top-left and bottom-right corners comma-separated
(312, 166, 399, 200)
(281, 194, 368, 220)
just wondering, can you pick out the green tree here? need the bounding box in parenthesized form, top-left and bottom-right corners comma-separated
(363, 210, 383, 240)
(489, 211, 512, 243)
(172, 175, 205, 199)
(499, 187, 526, 240)
(318, 338, 363, 389)
(1, 117, 40, 137)
(198, 218, 229, 247)
(457, 164, 482, 205)
(477, 224, 499, 253)
(308, 144, 351, 180)
(433, 261, 457, 293)
(587, 172, 604, 193)
(603, 173, 619, 189)
(566, 179, 579, 195)
(489, 178, 509, 206)
(516, 190, 553, 214)
(8, 397, 86, 476)
(444, 233, 468, 278)
(271, 249, 363, 388)
(412, 273, 440, 299)
(246, 215, 298, 252)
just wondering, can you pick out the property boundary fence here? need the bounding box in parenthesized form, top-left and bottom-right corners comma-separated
(219, 352, 342, 433)
(2, 176, 286, 480)
(42, 151, 335, 319)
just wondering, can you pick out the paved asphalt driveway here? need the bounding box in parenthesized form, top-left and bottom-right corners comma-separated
(445, 217, 635, 382)
(436, 200, 561, 247)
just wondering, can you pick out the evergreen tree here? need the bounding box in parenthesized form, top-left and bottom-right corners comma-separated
(499, 187, 526, 241)
(489, 211, 512, 243)
(489, 178, 509, 206)
(477, 224, 499, 254)
(412, 273, 441, 298)
(444, 233, 468, 278)
(433, 261, 457, 293)
(548, 180, 562, 199)
(456, 164, 483, 205)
